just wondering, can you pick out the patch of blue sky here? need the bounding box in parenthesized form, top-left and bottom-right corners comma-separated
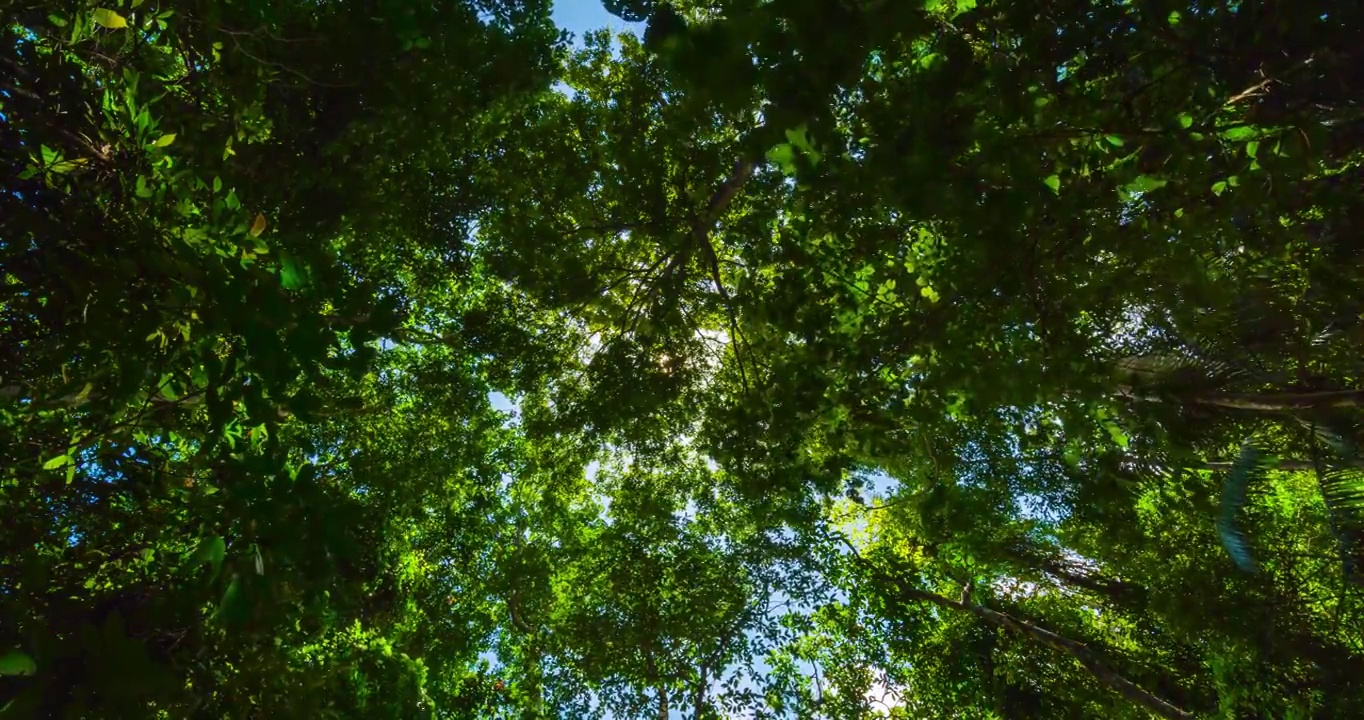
(552, 0, 644, 46)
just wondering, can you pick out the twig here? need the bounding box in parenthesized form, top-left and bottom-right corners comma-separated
(218, 26, 321, 43)
(1225, 56, 1316, 107)
(1201, 55, 1318, 126)
(225, 35, 355, 88)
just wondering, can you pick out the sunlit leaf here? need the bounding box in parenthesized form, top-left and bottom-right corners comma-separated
(92, 8, 128, 29)
(0, 651, 36, 676)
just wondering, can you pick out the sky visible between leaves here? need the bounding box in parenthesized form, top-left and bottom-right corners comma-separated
(553, 0, 645, 45)
(489, 11, 897, 712)
(523, 14, 899, 714)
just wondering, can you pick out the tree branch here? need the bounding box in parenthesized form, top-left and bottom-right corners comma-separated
(692, 159, 755, 388)
(832, 534, 1194, 720)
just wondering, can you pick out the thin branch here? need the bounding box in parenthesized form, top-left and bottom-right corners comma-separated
(223, 35, 356, 88)
(1222, 55, 1316, 107)
(217, 26, 322, 43)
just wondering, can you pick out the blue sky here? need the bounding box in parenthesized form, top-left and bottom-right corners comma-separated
(550, 0, 645, 43)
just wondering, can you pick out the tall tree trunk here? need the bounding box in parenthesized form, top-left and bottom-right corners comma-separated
(1198, 458, 1364, 471)
(1119, 386, 1364, 412)
(644, 646, 668, 720)
(851, 549, 1193, 720)
(1195, 389, 1364, 412)
(1002, 543, 1145, 607)
(692, 662, 709, 720)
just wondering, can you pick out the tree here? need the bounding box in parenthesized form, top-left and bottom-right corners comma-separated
(4, 0, 1364, 717)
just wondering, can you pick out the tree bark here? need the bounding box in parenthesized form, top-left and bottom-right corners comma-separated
(892, 580, 1192, 719)
(1197, 389, 1364, 411)
(1198, 458, 1364, 471)
(692, 662, 708, 720)
(1118, 386, 1364, 412)
(841, 540, 1194, 720)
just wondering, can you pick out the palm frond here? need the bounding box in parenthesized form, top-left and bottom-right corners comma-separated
(1317, 468, 1364, 585)
(1299, 417, 1360, 458)
(1217, 443, 1263, 573)
(1115, 353, 1241, 386)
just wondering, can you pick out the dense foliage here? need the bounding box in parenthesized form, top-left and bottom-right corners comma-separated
(3, 0, 1363, 717)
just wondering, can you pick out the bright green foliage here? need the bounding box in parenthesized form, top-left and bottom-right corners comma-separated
(3, 0, 1364, 718)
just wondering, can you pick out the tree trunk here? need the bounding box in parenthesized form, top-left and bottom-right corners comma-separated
(863, 558, 1193, 720)
(1012, 547, 1145, 606)
(692, 663, 708, 720)
(1118, 385, 1364, 412)
(1196, 389, 1364, 411)
(1198, 458, 1364, 471)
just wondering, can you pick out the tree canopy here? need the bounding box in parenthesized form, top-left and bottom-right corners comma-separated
(3, 0, 1363, 717)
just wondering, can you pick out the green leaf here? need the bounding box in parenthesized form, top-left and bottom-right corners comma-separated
(0, 651, 37, 677)
(765, 144, 797, 174)
(783, 126, 823, 166)
(1103, 421, 1129, 449)
(48, 13, 68, 26)
(279, 252, 307, 290)
(1178, 113, 1193, 129)
(42, 454, 71, 470)
(213, 176, 223, 193)
(188, 535, 227, 579)
(92, 8, 128, 29)
(1043, 174, 1060, 194)
(1212, 181, 1227, 196)
(1123, 174, 1168, 194)
(152, 133, 176, 148)
(214, 575, 246, 625)
(1221, 126, 1258, 142)
(1245, 140, 1260, 159)
(1104, 134, 1124, 147)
